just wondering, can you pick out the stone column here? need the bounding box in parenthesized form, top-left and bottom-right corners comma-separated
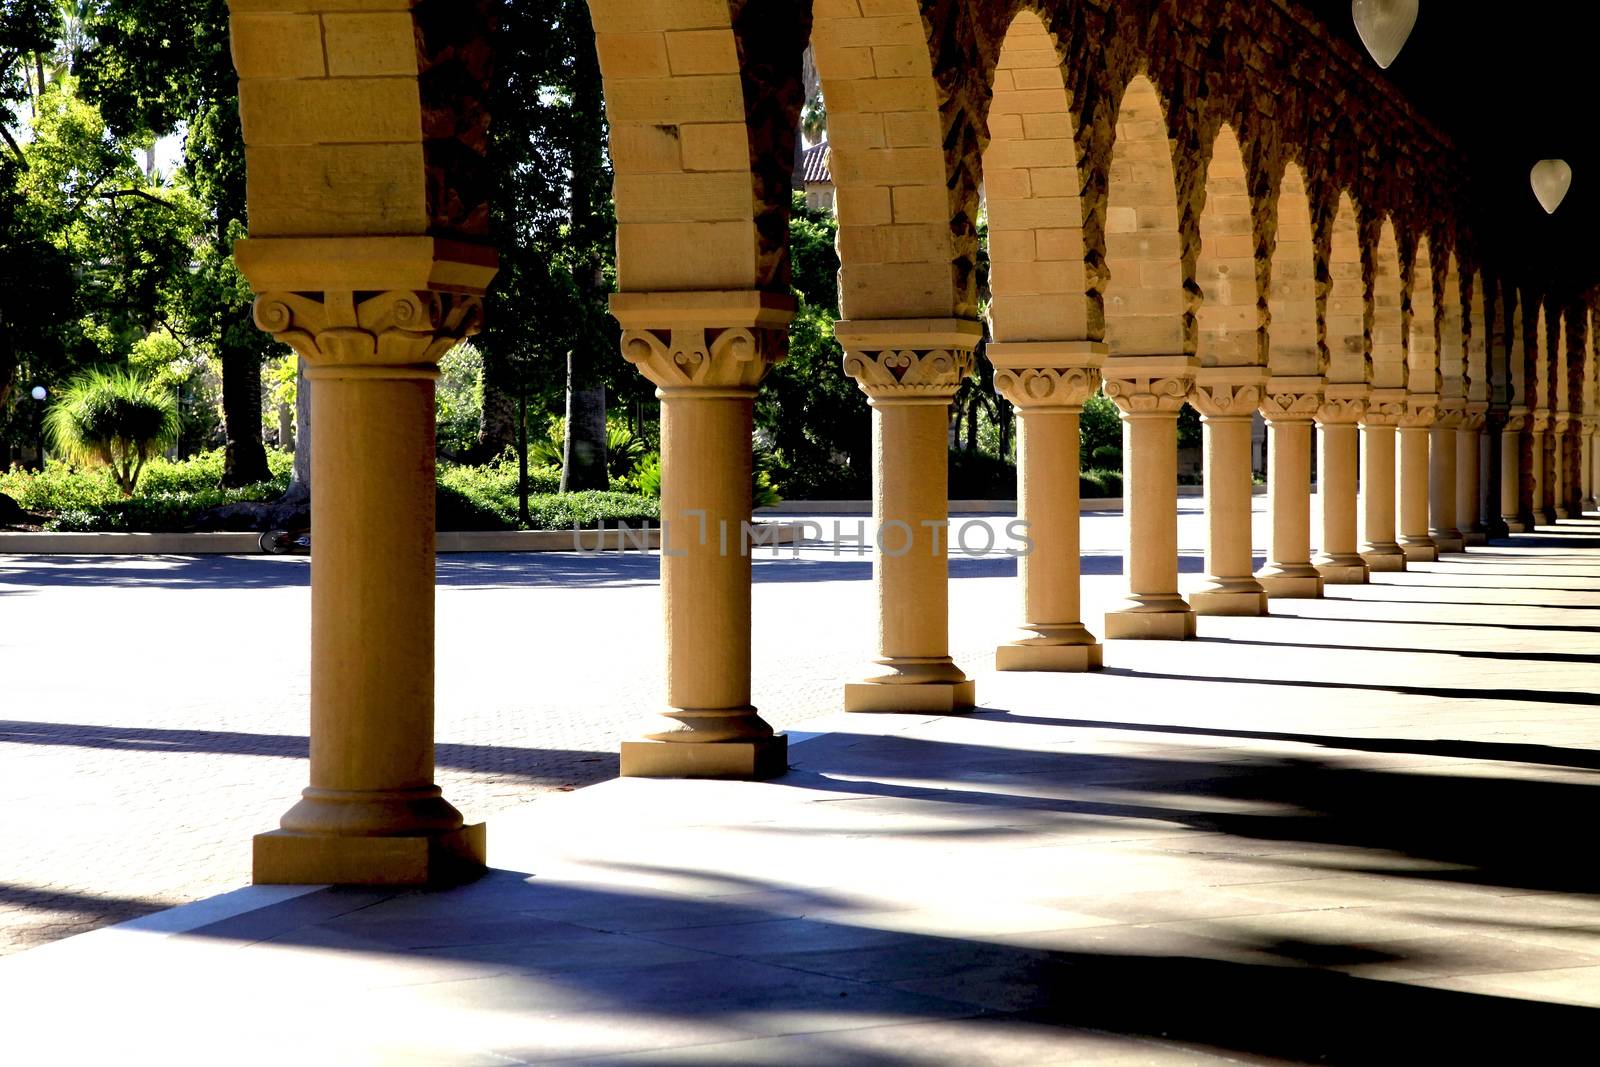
(247, 279, 491, 886)
(1314, 389, 1369, 583)
(1359, 394, 1407, 571)
(1429, 410, 1464, 552)
(1583, 419, 1598, 513)
(838, 319, 980, 711)
(1457, 409, 1487, 545)
(612, 292, 792, 778)
(990, 342, 1105, 671)
(1189, 372, 1268, 616)
(1501, 410, 1528, 532)
(1396, 400, 1439, 562)
(1256, 382, 1324, 598)
(1529, 412, 1548, 527)
(1102, 358, 1198, 639)
(1552, 416, 1572, 519)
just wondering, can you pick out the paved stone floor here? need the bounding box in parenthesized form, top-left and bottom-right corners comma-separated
(1, 507, 1598, 1061)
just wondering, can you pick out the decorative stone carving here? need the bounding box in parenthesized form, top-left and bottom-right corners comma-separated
(1317, 397, 1367, 424)
(993, 367, 1101, 410)
(1361, 399, 1407, 426)
(622, 325, 787, 393)
(1397, 401, 1439, 429)
(843, 346, 976, 399)
(1260, 390, 1322, 422)
(254, 290, 483, 370)
(1531, 411, 1552, 433)
(1188, 382, 1264, 419)
(1103, 374, 1191, 415)
(1503, 412, 1528, 433)
(1433, 408, 1465, 430)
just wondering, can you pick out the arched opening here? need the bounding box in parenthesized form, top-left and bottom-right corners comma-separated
(1269, 163, 1318, 377)
(1325, 193, 1365, 385)
(1195, 125, 1259, 370)
(1370, 219, 1405, 391)
(983, 9, 1091, 344)
(1407, 236, 1439, 396)
(1466, 270, 1488, 406)
(1103, 75, 1185, 357)
(1439, 252, 1464, 404)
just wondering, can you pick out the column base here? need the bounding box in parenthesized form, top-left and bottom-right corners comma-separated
(1256, 568, 1325, 599)
(1313, 554, 1370, 585)
(1463, 531, 1488, 546)
(1189, 587, 1269, 616)
(1360, 546, 1407, 572)
(621, 735, 788, 780)
(253, 825, 486, 887)
(1431, 533, 1466, 553)
(844, 678, 976, 713)
(1104, 607, 1197, 640)
(1399, 538, 1438, 563)
(1502, 518, 1526, 533)
(996, 641, 1103, 672)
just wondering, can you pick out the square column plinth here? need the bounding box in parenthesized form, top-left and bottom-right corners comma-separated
(255, 826, 486, 887)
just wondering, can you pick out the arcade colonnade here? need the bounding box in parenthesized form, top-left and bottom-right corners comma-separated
(224, 0, 1600, 885)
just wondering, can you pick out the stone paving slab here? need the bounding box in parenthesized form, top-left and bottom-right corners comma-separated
(1, 516, 1598, 1063)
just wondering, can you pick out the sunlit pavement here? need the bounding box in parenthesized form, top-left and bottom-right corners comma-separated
(2, 508, 1599, 1062)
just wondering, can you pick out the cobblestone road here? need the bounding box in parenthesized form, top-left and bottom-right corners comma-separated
(0, 504, 1249, 954)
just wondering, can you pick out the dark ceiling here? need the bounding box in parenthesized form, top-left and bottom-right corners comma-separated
(1298, 0, 1600, 298)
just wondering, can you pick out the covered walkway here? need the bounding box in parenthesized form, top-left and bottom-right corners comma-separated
(6, 522, 1598, 1064)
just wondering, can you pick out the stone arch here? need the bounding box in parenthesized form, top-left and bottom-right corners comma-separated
(810, 1, 979, 319)
(1323, 192, 1365, 385)
(589, 2, 807, 294)
(1465, 270, 1488, 407)
(981, 7, 1093, 343)
(1438, 251, 1465, 406)
(1194, 124, 1258, 369)
(1370, 218, 1405, 391)
(1532, 297, 1551, 415)
(1406, 235, 1439, 396)
(1267, 162, 1317, 377)
(1508, 286, 1528, 411)
(1102, 73, 1185, 357)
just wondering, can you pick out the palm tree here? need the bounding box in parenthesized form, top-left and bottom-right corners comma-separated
(44, 366, 179, 496)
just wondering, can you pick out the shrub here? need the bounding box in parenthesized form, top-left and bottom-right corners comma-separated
(1090, 444, 1123, 469)
(44, 368, 181, 496)
(1079, 392, 1122, 467)
(1080, 468, 1123, 499)
(948, 448, 1016, 499)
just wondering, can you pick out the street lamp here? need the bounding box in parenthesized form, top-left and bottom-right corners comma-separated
(1352, 0, 1418, 69)
(29, 385, 46, 468)
(1530, 160, 1573, 214)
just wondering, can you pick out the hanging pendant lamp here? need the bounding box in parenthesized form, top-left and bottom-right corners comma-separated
(1530, 160, 1572, 214)
(1352, 0, 1418, 69)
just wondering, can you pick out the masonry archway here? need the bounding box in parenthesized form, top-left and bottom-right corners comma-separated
(1359, 217, 1407, 570)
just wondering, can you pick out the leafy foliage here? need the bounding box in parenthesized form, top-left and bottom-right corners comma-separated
(43, 366, 178, 495)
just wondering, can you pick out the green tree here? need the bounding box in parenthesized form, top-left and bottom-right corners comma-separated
(44, 365, 178, 495)
(77, 0, 273, 486)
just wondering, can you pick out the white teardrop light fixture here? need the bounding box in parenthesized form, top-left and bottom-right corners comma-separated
(1530, 159, 1572, 215)
(1352, 0, 1418, 69)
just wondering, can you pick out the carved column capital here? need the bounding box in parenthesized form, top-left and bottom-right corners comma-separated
(994, 367, 1102, 410)
(1553, 415, 1573, 435)
(1531, 410, 1552, 433)
(1503, 412, 1529, 433)
(1396, 396, 1440, 429)
(1103, 374, 1192, 415)
(1458, 411, 1488, 432)
(836, 318, 981, 404)
(1189, 382, 1263, 420)
(254, 290, 484, 378)
(1433, 408, 1465, 430)
(1360, 400, 1407, 427)
(1260, 390, 1323, 423)
(611, 291, 795, 397)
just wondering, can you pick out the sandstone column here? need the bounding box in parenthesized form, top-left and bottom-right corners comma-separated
(1360, 394, 1407, 571)
(1501, 410, 1528, 532)
(990, 343, 1105, 671)
(1314, 389, 1369, 583)
(838, 320, 979, 711)
(1189, 373, 1268, 615)
(613, 292, 793, 778)
(1256, 383, 1324, 598)
(1103, 359, 1198, 639)
(1583, 418, 1597, 512)
(1396, 401, 1439, 562)
(1552, 415, 1572, 520)
(1457, 410, 1487, 544)
(1529, 412, 1549, 527)
(245, 273, 492, 886)
(1429, 411, 1465, 552)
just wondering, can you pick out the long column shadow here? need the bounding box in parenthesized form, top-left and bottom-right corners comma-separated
(1096, 666, 1600, 708)
(1189, 634, 1600, 663)
(976, 710, 1600, 771)
(1312, 595, 1600, 610)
